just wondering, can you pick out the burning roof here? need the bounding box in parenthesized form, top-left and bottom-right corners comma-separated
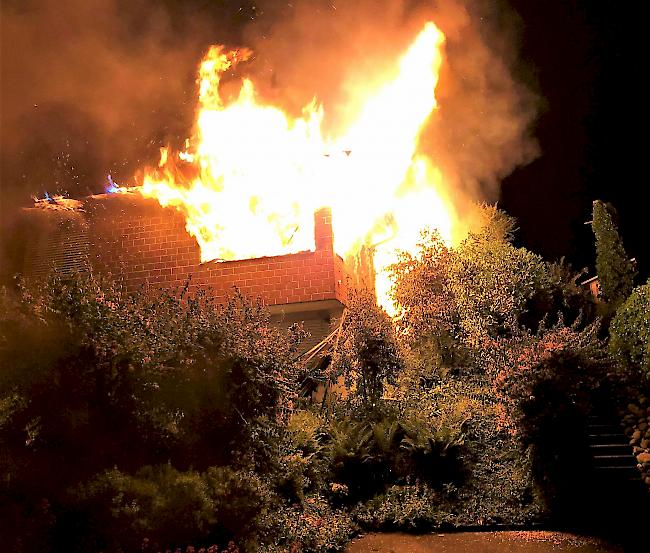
(123, 21, 455, 313)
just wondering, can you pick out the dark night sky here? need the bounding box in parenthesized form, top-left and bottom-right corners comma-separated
(0, 0, 644, 279)
(501, 1, 644, 278)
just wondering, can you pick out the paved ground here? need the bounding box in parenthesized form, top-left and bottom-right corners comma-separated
(345, 531, 623, 553)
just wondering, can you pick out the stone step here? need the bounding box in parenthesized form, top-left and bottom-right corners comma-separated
(587, 432, 629, 445)
(592, 465, 641, 480)
(592, 453, 638, 468)
(587, 423, 622, 434)
(589, 443, 634, 456)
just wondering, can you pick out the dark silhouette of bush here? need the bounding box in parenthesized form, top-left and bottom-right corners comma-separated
(0, 273, 301, 552)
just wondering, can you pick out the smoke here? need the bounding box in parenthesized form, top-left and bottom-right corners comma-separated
(0, 0, 244, 210)
(423, 1, 540, 208)
(1, 0, 538, 247)
(242, 0, 539, 223)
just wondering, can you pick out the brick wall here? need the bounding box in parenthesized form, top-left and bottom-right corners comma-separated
(85, 193, 351, 307)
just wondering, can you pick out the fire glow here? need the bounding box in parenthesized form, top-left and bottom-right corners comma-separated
(137, 21, 455, 311)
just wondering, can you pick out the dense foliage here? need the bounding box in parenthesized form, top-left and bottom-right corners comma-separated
(610, 279, 650, 379)
(491, 323, 615, 514)
(0, 274, 307, 552)
(390, 205, 593, 372)
(330, 290, 403, 407)
(1, 202, 645, 551)
(388, 204, 629, 523)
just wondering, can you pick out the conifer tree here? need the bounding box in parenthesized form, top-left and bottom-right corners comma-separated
(591, 200, 636, 309)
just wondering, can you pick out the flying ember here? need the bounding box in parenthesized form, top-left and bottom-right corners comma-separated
(137, 21, 455, 312)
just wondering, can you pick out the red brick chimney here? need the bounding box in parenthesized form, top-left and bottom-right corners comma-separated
(314, 207, 333, 251)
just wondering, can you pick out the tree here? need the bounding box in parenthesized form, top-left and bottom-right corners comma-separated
(592, 200, 636, 310)
(389, 229, 462, 377)
(331, 290, 403, 408)
(448, 224, 548, 345)
(389, 205, 551, 375)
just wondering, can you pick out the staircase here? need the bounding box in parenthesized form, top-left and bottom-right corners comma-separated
(584, 414, 648, 546)
(587, 415, 640, 481)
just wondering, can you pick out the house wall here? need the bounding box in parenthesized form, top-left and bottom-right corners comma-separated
(15, 194, 355, 357)
(84, 193, 351, 307)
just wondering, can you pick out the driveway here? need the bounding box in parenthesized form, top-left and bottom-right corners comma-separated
(345, 531, 623, 553)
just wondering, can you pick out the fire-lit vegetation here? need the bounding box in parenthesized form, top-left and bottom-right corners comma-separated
(1, 203, 648, 552)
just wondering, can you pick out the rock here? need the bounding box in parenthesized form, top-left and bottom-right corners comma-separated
(628, 403, 641, 416)
(641, 439, 650, 449)
(636, 452, 650, 464)
(631, 430, 642, 442)
(634, 446, 643, 455)
(645, 476, 650, 486)
(639, 422, 648, 431)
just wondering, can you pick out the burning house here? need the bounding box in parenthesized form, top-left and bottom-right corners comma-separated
(8, 19, 459, 353)
(14, 193, 356, 356)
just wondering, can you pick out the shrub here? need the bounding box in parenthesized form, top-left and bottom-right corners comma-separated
(389, 205, 550, 370)
(70, 464, 273, 552)
(448, 228, 548, 346)
(493, 324, 611, 437)
(520, 259, 597, 332)
(491, 323, 614, 516)
(0, 273, 301, 551)
(389, 229, 463, 373)
(322, 406, 466, 505)
(259, 495, 353, 553)
(274, 410, 329, 503)
(352, 482, 441, 531)
(324, 418, 383, 503)
(396, 371, 541, 528)
(610, 279, 650, 379)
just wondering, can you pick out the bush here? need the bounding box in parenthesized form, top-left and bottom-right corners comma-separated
(389, 229, 464, 374)
(520, 259, 597, 332)
(352, 482, 441, 531)
(259, 495, 353, 553)
(491, 323, 614, 516)
(0, 273, 301, 552)
(323, 406, 466, 505)
(274, 410, 329, 503)
(70, 464, 273, 552)
(395, 373, 541, 528)
(610, 279, 650, 379)
(448, 227, 548, 345)
(389, 205, 551, 371)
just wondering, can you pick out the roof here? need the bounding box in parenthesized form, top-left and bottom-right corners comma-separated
(580, 275, 599, 285)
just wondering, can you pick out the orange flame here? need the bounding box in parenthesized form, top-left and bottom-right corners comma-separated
(138, 22, 455, 312)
